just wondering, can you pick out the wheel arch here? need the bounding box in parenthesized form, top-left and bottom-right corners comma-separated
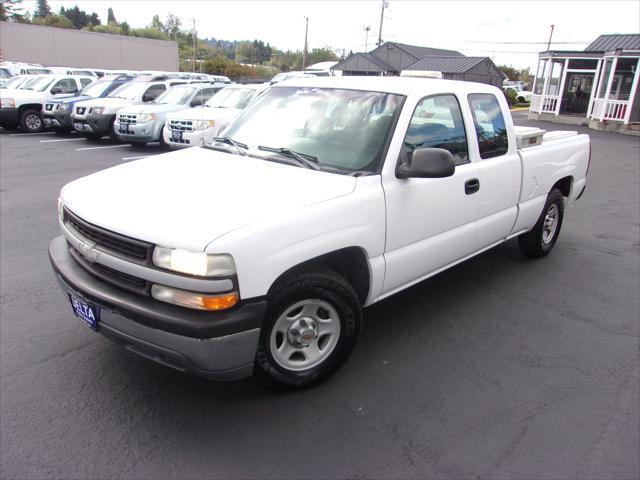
(18, 103, 44, 115)
(552, 176, 573, 197)
(267, 246, 371, 305)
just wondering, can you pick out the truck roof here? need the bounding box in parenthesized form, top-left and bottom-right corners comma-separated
(274, 76, 501, 97)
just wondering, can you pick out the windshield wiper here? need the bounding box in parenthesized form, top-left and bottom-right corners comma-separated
(208, 136, 248, 156)
(257, 146, 319, 170)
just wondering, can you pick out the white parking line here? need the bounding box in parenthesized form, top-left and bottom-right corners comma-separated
(9, 132, 55, 136)
(121, 155, 149, 160)
(40, 138, 85, 143)
(75, 144, 129, 151)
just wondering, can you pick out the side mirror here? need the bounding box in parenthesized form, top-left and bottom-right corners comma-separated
(396, 147, 456, 179)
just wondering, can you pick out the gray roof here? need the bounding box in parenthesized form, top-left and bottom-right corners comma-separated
(358, 52, 395, 71)
(404, 56, 487, 73)
(586, 34, 640, 52)
(378, 42, 463, 59)
(331, 52, 395, 72)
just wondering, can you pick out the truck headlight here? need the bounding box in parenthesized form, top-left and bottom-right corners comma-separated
(138, 113, 157, 123)
(151, 284, 238, 311)
(152, 247, 236, 277)
(92, 106, 105, 114)
(1, 98, 15, 109)
(192, 119, 215, 130)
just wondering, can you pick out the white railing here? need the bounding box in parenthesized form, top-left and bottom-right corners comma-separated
(590, 99, 630, 122)
(530, 94, 560, 114)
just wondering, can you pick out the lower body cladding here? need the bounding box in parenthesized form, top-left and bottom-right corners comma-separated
(114, 120, 160, 143)
(163, 127, 212, 149)
(0, 107, 19, 127)
(48, 236, 267, 380)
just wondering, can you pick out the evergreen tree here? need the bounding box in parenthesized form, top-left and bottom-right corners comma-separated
(0, 0, 25, 21)
(107, 7, 116, 24)
(33, 0, 50, 18)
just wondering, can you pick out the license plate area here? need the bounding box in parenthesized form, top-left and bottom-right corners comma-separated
(172, 130, 183, 142)
(119, 124, 132, 134)
(68, 293, 99, 331)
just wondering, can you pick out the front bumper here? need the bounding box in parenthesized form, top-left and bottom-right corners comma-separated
(44, 108, 72, 128)
(163, 127, 213, 148)
(49, 235, 266, 380)
(0, 108, 19, 125)
(114, 119, 161, 143)
(73, 113, 113, 135)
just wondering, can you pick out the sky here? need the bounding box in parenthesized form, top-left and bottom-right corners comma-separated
(20, 0, 640, 70)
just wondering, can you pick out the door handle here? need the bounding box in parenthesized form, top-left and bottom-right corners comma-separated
(465, 178, 480, 195)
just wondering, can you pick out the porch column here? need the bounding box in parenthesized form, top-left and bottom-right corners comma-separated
(602, 56, 618, 121)
(623, 58, 640, 125)
(555, 58, 569, 115)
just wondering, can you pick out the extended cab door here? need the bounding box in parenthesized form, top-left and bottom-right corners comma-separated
(381, 93, 481, 296)
(466, 93, 522, 248)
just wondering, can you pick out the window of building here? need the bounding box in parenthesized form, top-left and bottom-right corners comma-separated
(547, 60, 564, 96)
(401, 94, 468, 165)
(597, 59, 613, 98)
(568, 59, 598, 70)
(468, 94, 509, 159)
(533, 59, 548, 95)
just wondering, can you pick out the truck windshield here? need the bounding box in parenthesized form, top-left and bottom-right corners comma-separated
(80, 80, 111, 97)
(205, 87, 259, 109)
(154, 86, 197, 105)
(223, 87, 403, 173)
(23, 76, 55, 91)
(107, 82, 147, 100)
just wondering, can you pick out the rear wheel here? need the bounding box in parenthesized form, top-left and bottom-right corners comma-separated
(254, 268, 363, 390)
(20, 109, 43, 133)
(518, 188, 564, 257)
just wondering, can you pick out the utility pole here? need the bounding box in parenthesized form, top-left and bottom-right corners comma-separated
(377, 0, 387, 46)
(364, 25, 371, 52)
(546, 24, 555, 52)
(192, 18, 196, 73)
(302, 16, 309, 69)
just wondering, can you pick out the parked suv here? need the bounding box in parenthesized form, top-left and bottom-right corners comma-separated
(43, 76, 134, 134)
(114, 83, 222, 146)
(71, 77, 187, 140)
(163, 84, 265, 148)
(0, 74, 94, 132)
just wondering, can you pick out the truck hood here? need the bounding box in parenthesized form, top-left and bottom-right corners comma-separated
(60, 147, 356, 251)
(80, 97, 138, 112)
(1, 89, 45, 102)
(119, 103, 186, 115)
(51, 94, 90, 105)
(168, 106, 241, 122)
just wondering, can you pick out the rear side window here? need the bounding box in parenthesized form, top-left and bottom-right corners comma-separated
(52, 78, 77, 94)
(468, 94, 509, 159)
(402, 94, 468, 165)
(80, 78, 93, 88)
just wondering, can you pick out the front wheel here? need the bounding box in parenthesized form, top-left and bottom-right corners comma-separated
(20, 109, 43, 133)
(254, 269, 363, 390)
(518, 188, 564, 257)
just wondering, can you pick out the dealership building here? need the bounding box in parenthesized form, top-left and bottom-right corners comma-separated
(0, 21, 178, 71)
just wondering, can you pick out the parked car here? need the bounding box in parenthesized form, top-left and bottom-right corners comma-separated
(163, 84, 266, 148)
(45, 67, 100, 77)
(50, 77, 590, 389)
(0, 74, 32, 91)
(0, 61, 52, 76)
(503, 85, 532, 103)
(43, 76, 134, 134)
(269, 71, 316, 84)
(114, 83, 222, 146)
(0, 74, 95, 132)
(71, 77, 187, 140)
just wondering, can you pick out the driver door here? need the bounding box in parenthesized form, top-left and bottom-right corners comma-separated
(381, 94, 480, 295)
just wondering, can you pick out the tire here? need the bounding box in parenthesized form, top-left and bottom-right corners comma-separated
(159, 126, 168, 148)
(254, 268, 363, 390)
(518, 188, 564, 257)
(19, 109, 43, 133)
(108, 117, 119, 142)
(129, 141, 147, 147)
(53, 127, 72, 134)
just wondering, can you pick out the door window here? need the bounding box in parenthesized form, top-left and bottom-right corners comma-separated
(79, 78, 93, 88)
(468, 94, 509, 159)
(51, 78, 77, 94)
(142, 84, 166, 102)
(401, 94, 468, 165)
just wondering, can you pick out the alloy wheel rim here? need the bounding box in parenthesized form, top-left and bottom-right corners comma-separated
(542, 203, 559, 244)
(269, 299, 341, 371)
(25, 114, 41, 130)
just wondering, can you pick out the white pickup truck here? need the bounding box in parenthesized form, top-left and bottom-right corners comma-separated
(49, 77, 590, 389)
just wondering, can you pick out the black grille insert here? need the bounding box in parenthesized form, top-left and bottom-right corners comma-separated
(64, 208, 152, 263)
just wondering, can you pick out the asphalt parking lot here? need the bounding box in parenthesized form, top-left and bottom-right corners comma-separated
(1, 114, 639, 479)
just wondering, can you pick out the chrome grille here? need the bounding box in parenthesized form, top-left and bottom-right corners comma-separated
(118, 113, 138, 125)
(169, 119, 193, 132)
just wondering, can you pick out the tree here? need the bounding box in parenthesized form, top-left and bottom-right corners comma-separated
(32, 13, 72, 28)
(0, 0, 25, 21)
(307, 47, 338, 65)
(107, 7, 116, 24)
(60, 5, 100, 29)
(33, 0, 50, 18)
